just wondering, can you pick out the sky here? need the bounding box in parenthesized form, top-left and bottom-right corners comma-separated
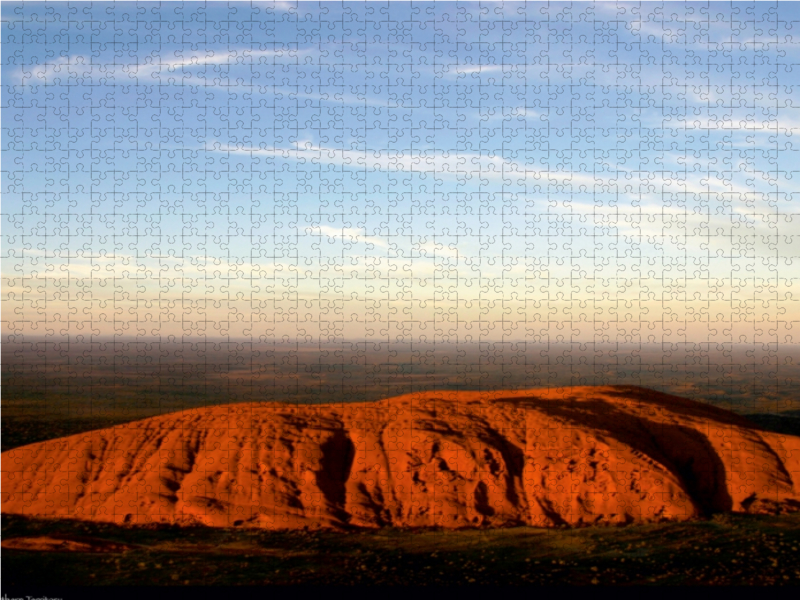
(2, 1, 800, 348)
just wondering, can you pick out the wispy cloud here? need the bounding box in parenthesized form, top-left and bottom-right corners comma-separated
(308, 225, 389, 249)
(446, 64, 508, 75)
(252, 0, 298, 11)
(14, 55, 86, 85)
(207, 140, 513, 176)
(664, 116, 800, 134)
(12, 48, 309, 85)
(131, 47, 309, 79)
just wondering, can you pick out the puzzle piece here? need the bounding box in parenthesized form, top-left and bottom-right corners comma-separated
(2, 1, 800, 537)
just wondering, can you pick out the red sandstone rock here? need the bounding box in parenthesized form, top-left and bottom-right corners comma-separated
(2, 386, 799, 529)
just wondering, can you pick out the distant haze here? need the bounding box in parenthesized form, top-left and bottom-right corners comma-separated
(2, 1, 799, 426)
(3, 340, 798, 420)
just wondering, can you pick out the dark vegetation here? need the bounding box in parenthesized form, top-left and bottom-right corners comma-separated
(2, 511, 800, 586)
(2, 416, 136, 453)
(745, 411, 800, 438)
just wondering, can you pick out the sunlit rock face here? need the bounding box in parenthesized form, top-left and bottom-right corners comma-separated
(3, 386, 799, 529)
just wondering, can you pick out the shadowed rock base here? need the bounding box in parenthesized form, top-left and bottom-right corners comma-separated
(2, 386, 799, 529)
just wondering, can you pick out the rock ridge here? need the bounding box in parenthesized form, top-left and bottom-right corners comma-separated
(2, 386, 799, 529)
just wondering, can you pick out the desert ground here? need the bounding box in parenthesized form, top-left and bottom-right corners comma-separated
(3, 510, 800, 586)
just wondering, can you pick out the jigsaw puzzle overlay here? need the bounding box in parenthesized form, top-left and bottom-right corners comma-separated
(4, 386, 800, 528)
(2, 2, 800, 529)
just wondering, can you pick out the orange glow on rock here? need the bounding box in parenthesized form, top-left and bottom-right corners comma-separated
(2, 386, 798, 530)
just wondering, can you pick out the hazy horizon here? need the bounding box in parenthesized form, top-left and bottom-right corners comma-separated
(3, 2, 800, 425)
(3, 339, 799, 421)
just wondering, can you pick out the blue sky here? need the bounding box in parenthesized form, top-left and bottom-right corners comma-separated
(2, 1, 799, 345)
